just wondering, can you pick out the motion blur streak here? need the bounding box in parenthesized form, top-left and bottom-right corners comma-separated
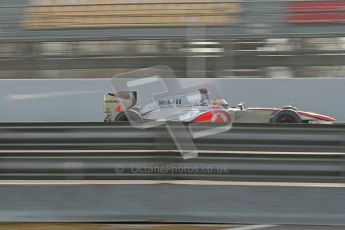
(0, 149, 344, 155)
(1, 1, 345, 78)
(1, 180, 345, 187)
(0, 224, 238, 230)
(24, 0, 241, 29)
(226, 225, 277, 230)
(6, 90, 102, 101)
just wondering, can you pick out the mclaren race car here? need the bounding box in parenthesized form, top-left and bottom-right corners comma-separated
(104, 88, 335, 124)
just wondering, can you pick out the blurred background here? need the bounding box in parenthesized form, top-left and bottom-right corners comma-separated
(1, 0, 345, 79)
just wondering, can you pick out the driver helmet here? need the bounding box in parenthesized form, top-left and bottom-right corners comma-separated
(214, 99, 229, 109)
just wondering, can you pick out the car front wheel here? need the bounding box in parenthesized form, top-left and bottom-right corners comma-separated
(271, 110, 302, 123)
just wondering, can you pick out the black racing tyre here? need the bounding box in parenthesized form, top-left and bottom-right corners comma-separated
(271, 109, 302, 124)
(114, 110, 143, 122)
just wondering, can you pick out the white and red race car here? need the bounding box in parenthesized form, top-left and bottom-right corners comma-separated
(104, 88, 335, 124)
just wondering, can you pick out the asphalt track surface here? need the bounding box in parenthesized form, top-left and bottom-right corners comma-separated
(1, 224, 345, 230)
(1, 180, 345, 225)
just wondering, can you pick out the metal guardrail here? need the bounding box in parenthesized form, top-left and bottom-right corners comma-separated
(1, 122, 345, 150)
(1, 123, 345, 224)
(1, 122, 345, 181)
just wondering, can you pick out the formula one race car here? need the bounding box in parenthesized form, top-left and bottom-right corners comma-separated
(104, 88, 335, 124)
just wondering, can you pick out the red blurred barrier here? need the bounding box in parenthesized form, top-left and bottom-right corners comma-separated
(287, 1, 345, 24)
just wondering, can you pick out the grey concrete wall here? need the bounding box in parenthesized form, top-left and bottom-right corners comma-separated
(0, 78, 344, 122)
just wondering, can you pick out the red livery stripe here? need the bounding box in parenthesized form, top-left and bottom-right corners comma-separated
(298, 111, 336, 121)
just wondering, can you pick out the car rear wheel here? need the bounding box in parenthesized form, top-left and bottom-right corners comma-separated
(114, 110, 142, 122)
(271, 110, 302, 124)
